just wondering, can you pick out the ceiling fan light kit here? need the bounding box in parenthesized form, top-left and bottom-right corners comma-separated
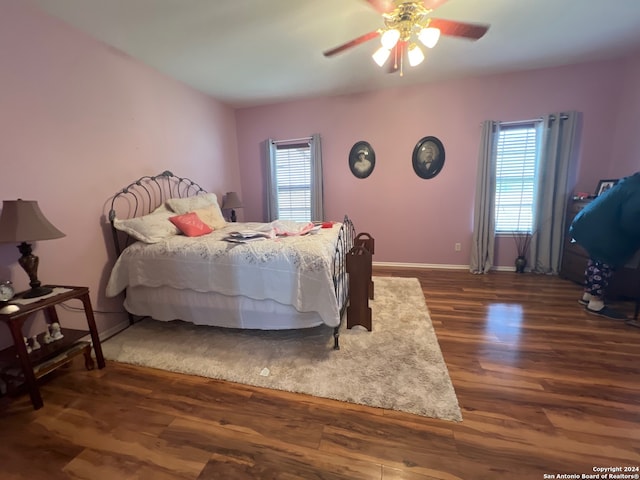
(418, 26, 441, 48)
(324, 1, 489, 76)
(407, 43, 425, 66)
(372, 46, 392, 66)
(380, 28, 401, 49)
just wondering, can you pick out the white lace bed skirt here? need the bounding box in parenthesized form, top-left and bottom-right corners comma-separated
(124, 286, 325, 330)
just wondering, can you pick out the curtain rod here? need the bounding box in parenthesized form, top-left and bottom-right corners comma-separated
(272, 136, 312, 145)
(498, 114, 569, 126)
(499, 118, 541, 126)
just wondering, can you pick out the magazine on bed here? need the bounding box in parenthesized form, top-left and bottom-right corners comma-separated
(224, 230, 272, 243)
(223, 222, 321, 243)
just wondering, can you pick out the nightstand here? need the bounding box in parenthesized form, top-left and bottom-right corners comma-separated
(0, 285, 105, 409)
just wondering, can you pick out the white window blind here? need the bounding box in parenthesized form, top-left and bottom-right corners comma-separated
(275, 143, 311, 221)
(494, 123, 539, 233)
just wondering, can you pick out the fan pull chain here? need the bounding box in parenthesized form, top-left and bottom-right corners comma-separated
(393, 45, 398, 71)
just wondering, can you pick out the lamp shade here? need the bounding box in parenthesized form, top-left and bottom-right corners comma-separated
(0, 199, 65, 243)
(222, 192, 243, 210)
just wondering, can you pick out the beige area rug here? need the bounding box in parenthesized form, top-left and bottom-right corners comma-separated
(101, 277, 462, 421)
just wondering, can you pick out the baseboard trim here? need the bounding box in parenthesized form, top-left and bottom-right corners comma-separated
(373, 262, 468, 270)
(81, 319, 129, 345)
(373, 261, 515, 272)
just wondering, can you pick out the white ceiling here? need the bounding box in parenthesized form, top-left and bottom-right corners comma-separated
(32, 0, 640, 108)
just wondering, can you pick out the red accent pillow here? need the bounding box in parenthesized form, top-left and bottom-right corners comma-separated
(169, 212, 213, 237)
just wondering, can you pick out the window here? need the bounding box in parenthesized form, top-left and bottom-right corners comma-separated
(266, 135, 324, 223)
(494, 122, 541, 233)
(274, 142, 311, 222)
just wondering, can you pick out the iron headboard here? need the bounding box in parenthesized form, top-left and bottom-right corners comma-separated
(108, 170, 206, 256)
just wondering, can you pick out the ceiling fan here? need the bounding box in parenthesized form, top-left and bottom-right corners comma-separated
(323, 0, 489, 75)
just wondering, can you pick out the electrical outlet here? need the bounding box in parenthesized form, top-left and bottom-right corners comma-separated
(455, 242, 462, 251)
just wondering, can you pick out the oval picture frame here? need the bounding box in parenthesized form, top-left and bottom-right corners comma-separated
(348, 141, 376, 179)
(412, 136, 445, 179)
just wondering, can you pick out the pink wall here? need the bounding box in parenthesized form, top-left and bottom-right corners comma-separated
(0, 0, 240, 349)
(235, 58, 632, 268)
(610, 51, 640, 178)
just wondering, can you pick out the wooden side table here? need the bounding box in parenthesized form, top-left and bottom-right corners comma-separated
(0, 285, 105, 410)
(346, 245, 372, 332)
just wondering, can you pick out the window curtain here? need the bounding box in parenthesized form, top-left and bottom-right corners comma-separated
(529, 111, 580, 273)
(264, 134, 324, 222)
(264, 138, 278, 222)
(309, 133, 325, 221)
(470, 121, 499, 274)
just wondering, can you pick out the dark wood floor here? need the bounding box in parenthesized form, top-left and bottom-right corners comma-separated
(1, 268, 639, 480)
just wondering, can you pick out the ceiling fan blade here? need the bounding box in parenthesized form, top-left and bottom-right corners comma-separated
(366, 0, 396, 13)
(323, 30, 380, 57)
(429, 18, 489, 40)
(421, 0, 450, 11)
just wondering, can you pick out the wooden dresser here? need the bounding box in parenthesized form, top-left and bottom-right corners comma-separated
(560, 198, 640, 304)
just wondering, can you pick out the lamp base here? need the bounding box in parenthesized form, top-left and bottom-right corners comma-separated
(230, 209, 237, 222)
(17, 242, 51, 299)
(21, 285, 53, 299)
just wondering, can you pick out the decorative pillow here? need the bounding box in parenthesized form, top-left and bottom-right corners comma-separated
(166, 193, 219, 215)
(113, 208, 179, 243)
(192, 205, 227, 230)
(169, 212, 213, 237)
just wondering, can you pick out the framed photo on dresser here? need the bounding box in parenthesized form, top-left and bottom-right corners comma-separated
(595, 179, 618, 196)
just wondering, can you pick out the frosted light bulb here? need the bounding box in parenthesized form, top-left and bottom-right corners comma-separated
(380, 29, 400, 49)
(407, 44, 425, 66)
(372, 46, 391, 67)
(419, 27, 441, 48)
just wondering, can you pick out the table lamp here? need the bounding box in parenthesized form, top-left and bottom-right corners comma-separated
(222, 191, 243, 222)
(0, 199, 65, 298)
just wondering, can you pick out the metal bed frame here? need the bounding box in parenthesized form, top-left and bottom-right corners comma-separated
(108, 171, 354, 349)
(108, 170, 206, 257)
(333, 215, 355, 349)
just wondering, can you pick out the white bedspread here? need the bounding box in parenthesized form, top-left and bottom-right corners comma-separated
(106, 221, 342, 327)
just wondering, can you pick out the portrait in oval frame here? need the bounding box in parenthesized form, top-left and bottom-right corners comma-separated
(349, 141, 375, 179)
(412, 136, 445, 179)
